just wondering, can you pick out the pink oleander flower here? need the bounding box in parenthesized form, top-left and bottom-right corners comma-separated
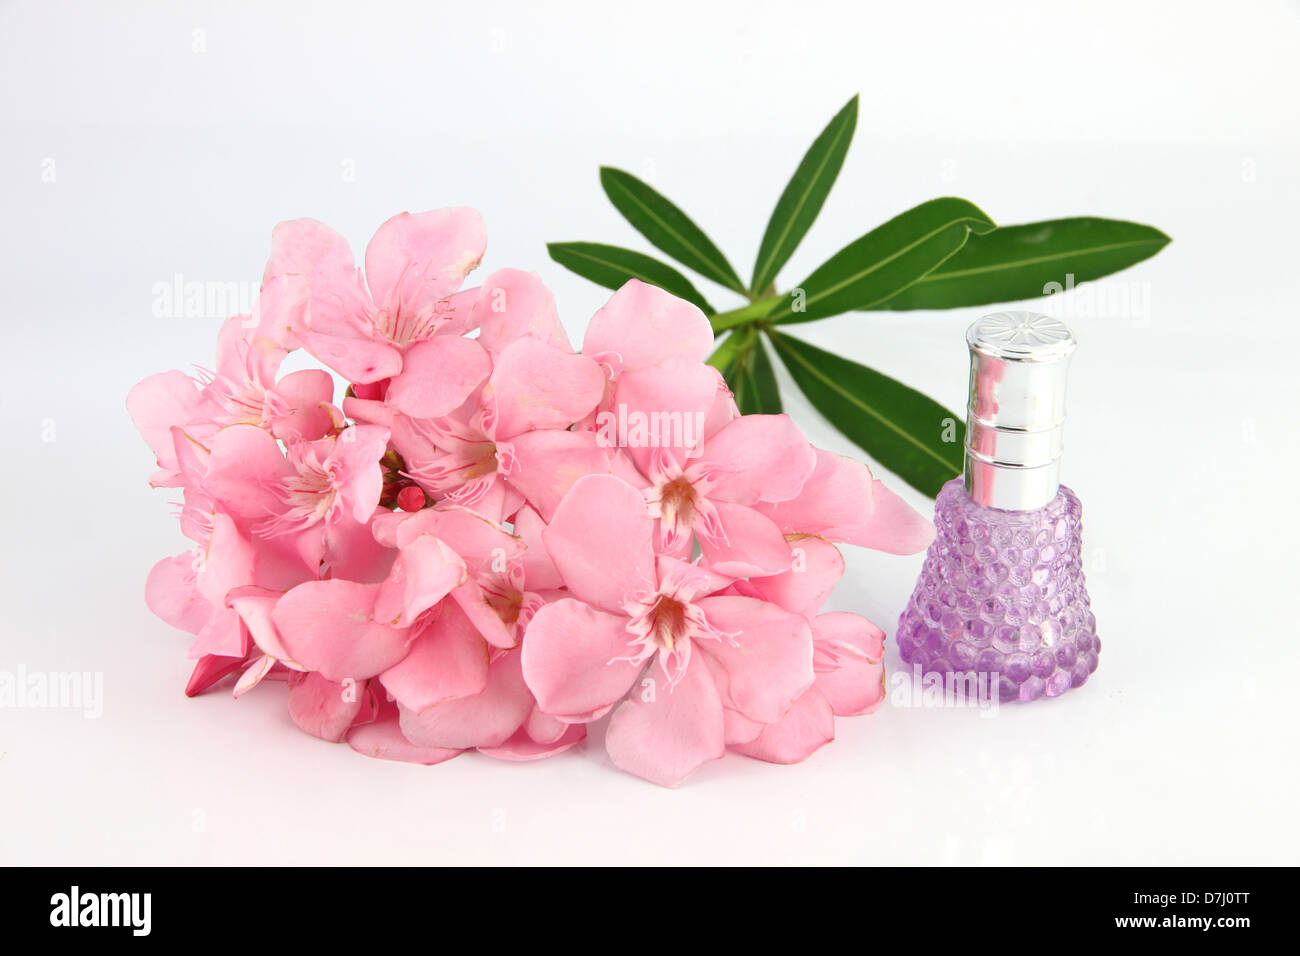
(386, 335, 608, 522)
(343, 269, 612, 523)
(262, 210, 487, 384)
(522, 475, 816, 787)
(127, 316, 335, 487)
(574, 281, 815, 576)
(129, 206, 936, 787)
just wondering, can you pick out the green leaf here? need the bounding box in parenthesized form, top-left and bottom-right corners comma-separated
(766, 197, 995, 324)
(876, 217, 1171, 310)
(750, 95, 858, 296)
(733, 334, 782, 415)
(711, 327, 782, 415)
(768, 330, 963, 497)
(599, 167, 746, 294)
(547, 241, 714, 314)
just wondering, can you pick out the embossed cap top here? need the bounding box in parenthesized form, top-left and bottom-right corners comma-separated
(966, 311, 1077, 363)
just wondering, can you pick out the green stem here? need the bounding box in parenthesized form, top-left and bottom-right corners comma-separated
(710, 294, 783, 333)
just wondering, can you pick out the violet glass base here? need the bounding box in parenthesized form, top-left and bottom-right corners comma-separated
(897, 478, 1099, 703)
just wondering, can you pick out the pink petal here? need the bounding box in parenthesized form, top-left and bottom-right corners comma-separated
(374, 531, 466, 627)
(397, 648, 533, 750)
(655, 554, 734, 601)
(541, 475, 655, 614)
(732, 687, 835, 764)
(226, 584, 300, 664)
(127, 371, 207, 484)
(753, 451, 934, 553)
(287, 672, 365, 742)
(699, 414, 816, 506)
(582, 279, 714, 374)
(297, 327, 403, 385)
(332, 424, 391, 525)
(385, 336, 491, 419)
(723, 706, 764, 746)
(397, 507, 521, 571)
(520, 598, 642, 722)
(187, 607, 247, 660)
(347, 699, 463, 765)
(486, 338, 605, 439)
(252, 275, 305, 351)
(215, 314, 284, 386)
(605, 654, 725, 788)
(471, 268, 571, 355)
(169, 425, 211, 491)
(272, 579, 412, 681)
(379, 604, 490, 711)
(233, 654, 277, 697)
(437, 286, 482, 337)
(745, 534, 845, 619)
(193, 512, 257, 609)
(202, 424, 295, 523)
(698, 501, 793, 578)
(364, 208, 486, 309)
(450, 580, 516, 650)
(262, 218, 355, 284)
(477, 722, 586, 762)
(812, 612, 887, 717)
(268, 369, 336, 442)
(702, 367, 740, 440)
(184, 654, 246, 697)
(523, 705, 569, 744)
(856, 478, 937, 555)
(610, 358, 718, 473)
(513, 505, 562, 590)
(323, 512, 396, 584)
(694, 595, 814, 724)
(145, 554, 209, 634)
(506, 429, 611, 522)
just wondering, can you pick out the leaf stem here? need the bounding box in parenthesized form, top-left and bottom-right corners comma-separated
(710, 295, 783, 333)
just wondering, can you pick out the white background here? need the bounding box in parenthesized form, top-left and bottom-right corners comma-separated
(2, 0, 1298, 865)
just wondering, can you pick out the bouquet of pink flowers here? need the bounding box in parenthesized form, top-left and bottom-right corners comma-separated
(129, 208, 934, 786)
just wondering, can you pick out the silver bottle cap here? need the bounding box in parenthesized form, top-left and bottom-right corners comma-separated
(963, 311, 1076, 511)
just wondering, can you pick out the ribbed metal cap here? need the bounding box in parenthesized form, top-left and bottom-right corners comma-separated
(963, 311, 1077, 511)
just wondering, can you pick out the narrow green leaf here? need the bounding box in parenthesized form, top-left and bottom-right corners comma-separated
(750, 95, 858, 296)
(713, 327, 782, 415)
(599, 167, 746, 294)
(739, 333, 782, 414)
(547, 242, 714, 314)
(769, 330, 963, 497)
(876, 217, 1171, 311)
(767, 197, 996, 324)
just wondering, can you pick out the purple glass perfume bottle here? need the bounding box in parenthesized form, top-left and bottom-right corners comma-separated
(896, 312, 1099, 703)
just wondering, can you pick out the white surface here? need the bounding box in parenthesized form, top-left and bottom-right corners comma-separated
(2, 0, 1298, 865)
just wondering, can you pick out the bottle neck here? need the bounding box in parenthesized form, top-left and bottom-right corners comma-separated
(963, 451, 1062, 511)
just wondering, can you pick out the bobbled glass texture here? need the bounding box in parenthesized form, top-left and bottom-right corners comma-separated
(896, 478, 1099, 703)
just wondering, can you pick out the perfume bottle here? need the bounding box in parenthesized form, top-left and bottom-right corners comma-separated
(896, 311, 1098, 703)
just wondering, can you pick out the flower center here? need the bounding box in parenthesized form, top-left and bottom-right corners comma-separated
(485, 584, 524, 626)
(376, 298, 456, 349)
(462, 441, 498, 480)
(658, 477, 697, 529)
(645, 594, 688, 652)
(258, 462, 338, 536)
